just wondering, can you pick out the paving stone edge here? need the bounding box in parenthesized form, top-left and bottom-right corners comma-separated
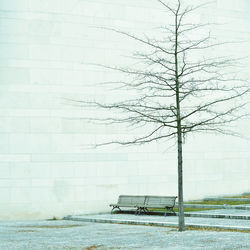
(64, 216, 250, 231)
(182, 212, 250, 220)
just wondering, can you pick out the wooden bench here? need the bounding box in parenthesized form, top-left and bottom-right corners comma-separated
(110, 195, 145, 214)
(144, 195, 177, 216)
(110, 195, 177, 216)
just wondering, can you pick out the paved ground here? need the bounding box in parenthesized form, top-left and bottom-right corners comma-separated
(188, 208, 250, 216)
(0, 219, 249, 250)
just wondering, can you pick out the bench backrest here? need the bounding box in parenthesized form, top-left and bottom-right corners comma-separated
(118, 195, 146, 206)
(145, 196, 177, 208)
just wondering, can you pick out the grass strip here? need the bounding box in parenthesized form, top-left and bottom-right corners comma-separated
(228, 195, 250, 199)
(188, 200, 250, 205)
(185, 226, 250, 233)
(149, 207, 215, 213)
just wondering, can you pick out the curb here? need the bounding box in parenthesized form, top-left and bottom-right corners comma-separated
(64, 215, 250, 232)
(182, 212, 250, 220)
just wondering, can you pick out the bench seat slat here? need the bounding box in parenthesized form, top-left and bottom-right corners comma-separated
(144, 196, 177, 208)
(118, 195, 145, 206)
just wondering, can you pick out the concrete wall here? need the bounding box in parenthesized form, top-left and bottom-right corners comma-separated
(0, 0, 249, 219)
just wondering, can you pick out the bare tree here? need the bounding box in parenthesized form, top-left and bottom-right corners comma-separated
(71, 0, 249, 231)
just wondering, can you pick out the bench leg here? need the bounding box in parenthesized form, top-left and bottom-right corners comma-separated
(164, 207, 176, 216)
(111, 206, 121, 214)
(136, 207, 149, 215)
(135, 207, 140, 215)
(135, 207, 145, 215)
(170, 207, 176, 215)
(164, 210, 168, 217)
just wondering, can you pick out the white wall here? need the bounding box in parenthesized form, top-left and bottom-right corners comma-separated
(0, 0, 249, 220)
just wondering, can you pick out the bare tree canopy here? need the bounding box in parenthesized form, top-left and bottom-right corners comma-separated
(70, 0, 250, 231)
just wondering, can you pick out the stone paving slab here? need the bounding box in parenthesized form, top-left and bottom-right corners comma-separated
(65, 213, 250, 231)
(0, 220, 249, 249)
(188, 209, 250, 216)
(184, 209, 250, 220)
(233, 204, 250, 210)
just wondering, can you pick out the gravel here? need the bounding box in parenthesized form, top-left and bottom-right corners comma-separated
(0, 219, 249, 249)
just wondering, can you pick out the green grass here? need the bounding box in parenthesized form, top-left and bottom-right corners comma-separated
(188, 200, 250, 206)
(148, 207, 213, 213)
(175, 207, 214, 212)
(227, 195, 250, 199)
(188, 194, 250, 206)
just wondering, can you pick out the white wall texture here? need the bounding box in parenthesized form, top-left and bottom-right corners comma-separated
(0, 0, 249, 219)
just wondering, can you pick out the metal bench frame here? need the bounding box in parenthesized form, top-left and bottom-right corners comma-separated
(110, 195, 177, 216)
(110, 195, 146, 215)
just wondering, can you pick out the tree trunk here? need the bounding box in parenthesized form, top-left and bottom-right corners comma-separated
(177, 124, 185, 231)
(174, 2, 185, 231)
